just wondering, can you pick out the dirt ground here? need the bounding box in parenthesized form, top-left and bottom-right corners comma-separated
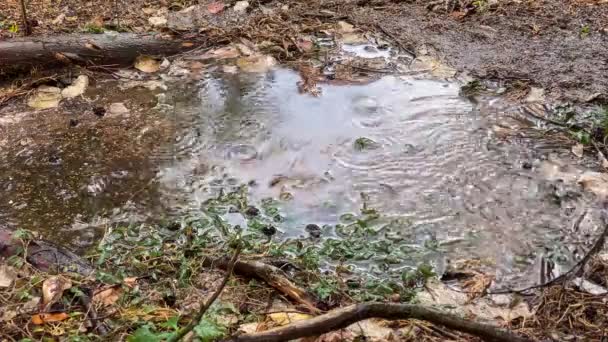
(2, 0, 608, 105)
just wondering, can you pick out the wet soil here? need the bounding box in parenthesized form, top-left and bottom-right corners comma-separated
(350, 0, 608, 104)
(2, 0, 607, 105)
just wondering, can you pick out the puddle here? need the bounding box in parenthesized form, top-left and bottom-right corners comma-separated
(0, 57, 603, 288)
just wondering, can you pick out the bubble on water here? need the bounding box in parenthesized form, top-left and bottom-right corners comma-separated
(226, 144, 258, 161)
(352, 96, 380, 115)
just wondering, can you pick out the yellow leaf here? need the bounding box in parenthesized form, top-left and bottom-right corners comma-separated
(31, 312, 69, 325)
(268, 312, 312, 326)
(134, 55, 161, 73)
(92, 286, 121, 306)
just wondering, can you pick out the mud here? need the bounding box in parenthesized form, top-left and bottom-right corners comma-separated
(349, 0, 608, 104)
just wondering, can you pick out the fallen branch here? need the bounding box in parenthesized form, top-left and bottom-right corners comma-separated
(204, 257, 320, 314)
(0, 34, 203, 74)
(225, 302, 530, 342)
(168, 248, 241, 342)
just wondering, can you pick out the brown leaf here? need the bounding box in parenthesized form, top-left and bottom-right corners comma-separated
(181, 42, 194, 47)
(572, 143, 584, 158)
(134, 55, 161, 73)
(207, 2, 225, 14)
(41, 276, 72, 309)
(124, 277, 139, 288)
(31, 312, 69, 325)
(54, 52, 72, 64)
(93, 286, 121, 306)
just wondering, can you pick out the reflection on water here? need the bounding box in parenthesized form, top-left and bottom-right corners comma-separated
(0, 66, 602, 287)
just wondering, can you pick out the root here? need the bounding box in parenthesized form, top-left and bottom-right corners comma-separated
(226, 302, 531, 342)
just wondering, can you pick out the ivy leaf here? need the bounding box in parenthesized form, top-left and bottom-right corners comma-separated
(194, 318, 226, 342)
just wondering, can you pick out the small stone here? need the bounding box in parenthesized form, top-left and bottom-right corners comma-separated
(262, 225, 277, 236)
(108, 103, 129, 116)
(522, 161, 533, 170)
(69, 119, 79, 127)
(148, 16, 167, 27)
(363, 45, 378, 53)
(233, 1, 249, 12)
(305, 224, 322, 238)
(244, 206, 260, 217)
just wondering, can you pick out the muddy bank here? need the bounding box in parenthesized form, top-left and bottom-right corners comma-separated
(348, 0, 608, 104)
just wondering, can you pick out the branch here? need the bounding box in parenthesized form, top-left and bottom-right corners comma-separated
(204, 257, 320, 314)
(225, 302, 530, 342)
(19, 0, 31, 36)
(168, 248, 241, 342)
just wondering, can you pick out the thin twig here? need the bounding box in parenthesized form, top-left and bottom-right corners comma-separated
(19, 0, 30, 36)
(168, 247, 241, 342)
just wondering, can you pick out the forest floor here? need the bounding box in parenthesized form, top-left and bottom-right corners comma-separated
(1, 0, 608, 341)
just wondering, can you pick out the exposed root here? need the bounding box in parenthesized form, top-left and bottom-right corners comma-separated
(226, 302, 530, 342)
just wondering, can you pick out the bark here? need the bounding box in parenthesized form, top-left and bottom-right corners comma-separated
(0, 33, 201, 73)
(226, 302, 531, 342)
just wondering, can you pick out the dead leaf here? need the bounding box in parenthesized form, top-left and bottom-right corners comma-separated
(0, 310, 17, 322)
(134, 55, 161, 73)
(572, 143, 584, 158)
(0, 265, 17, 288)
(89, 15, 104, 28)
(52, 13, 66, 25)
(61, 75, 89, 98)
(42, 276, 72, 309)
(296, 37, 314, 52)
(268, 312, 312, 326)
(124, 277, 138, 288)
(462, 273, 494, 302)
(93, 286, 121, 307)
(450, 11, 467, 20)
(207, 1, 225, 14)
(579, 171, 608, 198)
(236, 43, 254, 56)
(31, 312, 69, 325)
(182, 42, 194, 47)
(54, 52, 72, 64)
(196, 46, 240, 60)
(236, 55, 276, 73)
(148, 16, 167, 27)
(337, 21, 355, 33)
(27, 86, 62, 109)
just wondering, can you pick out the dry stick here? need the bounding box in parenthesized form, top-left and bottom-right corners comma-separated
(168, 248, 241, 342)
(19, 0, 30, 36)
(204, 257, 321, 314)
(224, 302, 531, 342)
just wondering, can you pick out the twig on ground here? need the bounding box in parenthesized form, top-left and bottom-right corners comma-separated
(168, 247, 241, 342)
(205, 257, 321, 314)
(374, 24, 416, 58)
(224, 302, 531, 342)
(19, 0, 31, 36)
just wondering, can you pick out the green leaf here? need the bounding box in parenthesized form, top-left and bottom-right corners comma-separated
(160, 316, 180, 331)
(8, 22, 18, 33)
(194, 318, 226, 342)
(127, 325, 173, 342)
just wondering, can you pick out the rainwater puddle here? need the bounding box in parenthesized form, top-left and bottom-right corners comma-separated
(0, 61, 602, 288)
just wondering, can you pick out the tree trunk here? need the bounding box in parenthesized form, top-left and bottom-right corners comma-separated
(0, 33, 201, 74)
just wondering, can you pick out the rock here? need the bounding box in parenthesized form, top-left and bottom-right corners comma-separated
(578, 171, 608, 198)
(525, 87, 545, 103)
(27, 86, 62, 109)
(305, 224, 322, 238)
(148, 16, 167, 27)
(167, 6, 199, 30)
(233, 1, 249, 12)
(108, 103, 129, 116)
(61, 75, 89, 98)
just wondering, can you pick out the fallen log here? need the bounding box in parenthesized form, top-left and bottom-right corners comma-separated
(226, 302, 531, 342)
(0, 33, 202, 74)
(0, 228, 94, 276)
